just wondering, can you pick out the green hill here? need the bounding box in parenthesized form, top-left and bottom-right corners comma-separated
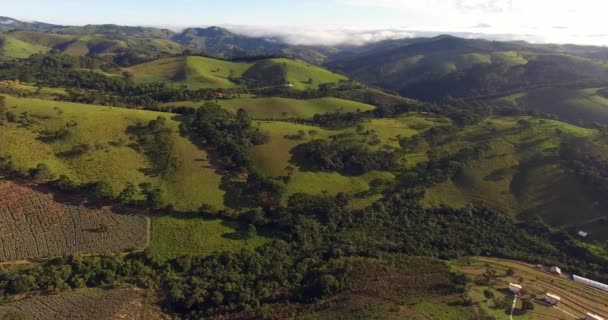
(329, 36, 608, 101)
(125, 56, 252, 88)
(420, 116, 608, 239)
(0, 95, 224, 210)
(163, 96, 375, 119)
(0, 35, 51, 58)
(492, 87, 608, 127)
(267, 58, 348, 90)
(250, 115, 446, 208)
(126, 56, 348, 90)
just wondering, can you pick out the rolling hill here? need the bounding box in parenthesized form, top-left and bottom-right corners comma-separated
(125, 56, 348, 89)
(163, 96, 375, 119)
(0, 95, 224, 211)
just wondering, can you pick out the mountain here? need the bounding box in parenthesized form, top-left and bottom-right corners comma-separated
(0, 16, 60, 33)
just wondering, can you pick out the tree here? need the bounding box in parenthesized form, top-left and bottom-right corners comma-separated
(244, 224, 257, 239)
(483, 289, 495, 299)
(88, 181, 114, 201)
(122, 71, 134, 82)
(506, 268, 515, 276)
(521, 299, 535, 312)
(31, 163, 55, 182)
(0, 95, 7, 122)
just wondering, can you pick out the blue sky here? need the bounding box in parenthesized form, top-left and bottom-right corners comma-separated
(3, 0, 608, 46)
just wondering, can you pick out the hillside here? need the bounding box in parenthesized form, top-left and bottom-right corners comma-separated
(163, 96, 376, 119)
(0, 96, 224, 211)
(125, 56, 348, 89)
(491, 87, 608, 127)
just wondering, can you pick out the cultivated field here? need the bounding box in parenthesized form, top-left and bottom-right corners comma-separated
(299, 257, 474, 320)
(163, 96, 376, 119)
(455, 257, 608, 320)
(0, 182, 148, 261)
(0, 288, 169, 320)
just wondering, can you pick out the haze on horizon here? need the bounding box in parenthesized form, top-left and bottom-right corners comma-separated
(3, 0, 608, 46)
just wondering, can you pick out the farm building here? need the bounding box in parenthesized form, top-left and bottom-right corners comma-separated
(573, 275, 608, 292)
(508, 283, 522, 293)
(586, 312, 605, 320)
(578, 230, 589, 237)
(545, 293, 561, 305)
(550, 266, 562, 275)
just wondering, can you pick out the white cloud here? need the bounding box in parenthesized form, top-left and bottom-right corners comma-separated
(223, 25, 416, 46)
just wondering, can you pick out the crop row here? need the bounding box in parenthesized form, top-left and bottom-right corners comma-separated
(0, 182, 148, 261)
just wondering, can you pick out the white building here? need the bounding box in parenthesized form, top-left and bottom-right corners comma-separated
(586, 312, 605, 320)
(545, 293, 561, 305)
(573, 275, 608, 292)
(550, 266, 562, 275)
(578, 231, 589, 237)
(508, 283, 522, 293)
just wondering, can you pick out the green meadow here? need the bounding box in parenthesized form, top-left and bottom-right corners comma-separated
(151, 215, 271, 261)
(163, 96, 375, 119)
(0, 95, 224, 211)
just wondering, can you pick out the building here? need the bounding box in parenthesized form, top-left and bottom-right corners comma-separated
(586, 312, 605, 320)
(573, 275, 608, 292)
(508, 283, 522, 293)
(578, 230, 589, 237)
(0, 81, 10, 88)
(550, 266, 562, 275)
(545, 293, 561, 305)
(211, 92, 225, 99)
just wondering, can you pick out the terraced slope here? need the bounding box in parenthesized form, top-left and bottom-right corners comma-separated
(0, 182, 148, 261)
(0, 288, 168, 320)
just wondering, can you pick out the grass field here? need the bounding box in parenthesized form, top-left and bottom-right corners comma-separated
(492, 87, 608, 127)
(125, 56, 348, 90)
(151, 214, 270, 260)
(422, 116, 608, 237)
(0, 35, 51, 59)
(268, 58, 348, 90)
(251, 114, 446, 207)
(184, 56, 251, 88)
(0, 95, 224, 211)
(163, 96, 375, 119)
(452, 257, 608, 320)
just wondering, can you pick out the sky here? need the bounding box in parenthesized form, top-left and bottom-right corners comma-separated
(3, 0, 608, 46)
